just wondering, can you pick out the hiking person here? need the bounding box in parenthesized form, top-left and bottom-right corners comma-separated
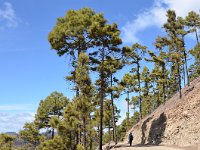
(128, 132, 133, 146)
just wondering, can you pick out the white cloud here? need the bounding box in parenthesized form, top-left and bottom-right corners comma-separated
(0, 112, 34, 133)
(0, 104, 36, 132)
(121, 0, 200, 43)
(162, 0, 200, 17)
(0, 104, 35, 111)
(0, 2, 19, 29)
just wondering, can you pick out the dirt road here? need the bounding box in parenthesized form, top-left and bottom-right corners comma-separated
(111, 143, 194, 150)
(113, 145, 182, 150)
(103, 142, 199, 150)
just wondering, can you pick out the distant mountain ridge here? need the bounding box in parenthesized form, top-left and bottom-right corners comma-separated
(5, 132, 18, 136)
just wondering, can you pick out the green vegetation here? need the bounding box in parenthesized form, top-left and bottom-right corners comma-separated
(0, 134, 16, 150)
(3, 8, 199, 150)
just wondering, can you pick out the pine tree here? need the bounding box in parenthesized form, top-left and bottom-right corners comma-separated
(149, 66, 164, 108)
(185, 11, 200, 79)
(0, 134, 16, 150)
(119, 73, 137, 129)
(177, 16, 192, 86)
(88, 14, 122, 149)
(141, 67, 152, 116)
(104, 57, 123, 144)
(185, 11, 200, 44)
(62, 101, 80, 149)
(131, 96, 139, 114)
(103, 99, 113, 143)
(122, 43, 147, 119)
(75, 52, 94, 149)
(162, 10, 184, 98)
(146, 50, 167, 103)
(37, 136, 65, 150)
(48, 8, 96, 97)
(35, 91, 69, 138)
(19, 122, 40, 147)
(48, 8, 95, 57)
(189, 43, 200, 80)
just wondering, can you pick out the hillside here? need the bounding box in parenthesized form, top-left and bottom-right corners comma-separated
(121, 76, 200, 148)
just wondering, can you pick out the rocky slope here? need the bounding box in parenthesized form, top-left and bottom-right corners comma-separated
(124, 76, 200, 147)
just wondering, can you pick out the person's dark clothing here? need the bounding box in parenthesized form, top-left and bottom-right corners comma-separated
(128, 133, 133, 146)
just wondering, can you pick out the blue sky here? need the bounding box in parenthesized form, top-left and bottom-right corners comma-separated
(0, 0, 199, 132)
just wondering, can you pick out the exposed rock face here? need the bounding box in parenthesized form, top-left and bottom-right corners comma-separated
(125, 76, 200, 147)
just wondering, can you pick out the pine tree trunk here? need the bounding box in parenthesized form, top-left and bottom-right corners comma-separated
(166, 78, 169, 100)
(162, 64, 166, 104)
(178, 64, 182, 98)
(137, 61, 142, 120)
(90, 137, 93, 150)
(108, 121, 111, 143)
(195, 28, 199, 44)
(75, 125, 79, 147)
(184, 53, 190, 86)
(83, 117, 87, 149)
(157, 82, 160, 107)
(127, 91, 130, 130)
(162, 82, 165, 104)
(182, 35, 190, 87)
(89, 115, 93, 150)
(158, 89, 160, 107)
(70, 131, 73, 150)
(97, 126, 100, 138)
(73, 132, 76, 150)
(99, 48, 105, 150)
(52, 128, 54, 139)
(183, 64, 186, 86)
(152, 82, 156, 111)
(110, 74, 117, 144)
(80, 125, 82, 144)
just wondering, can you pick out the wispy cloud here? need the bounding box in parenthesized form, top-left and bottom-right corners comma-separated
(0, 2, 20, 29)
(0, 112, 34, 133)
(121, 0, 200, 44)
(0, 103, 36, 132)
(0, 104, 35, 111)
